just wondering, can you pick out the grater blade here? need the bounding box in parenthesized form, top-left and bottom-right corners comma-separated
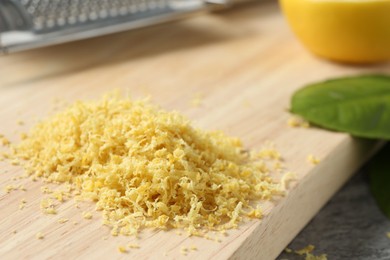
(0, 0, 229, 53)
(21, 0, 186, 33)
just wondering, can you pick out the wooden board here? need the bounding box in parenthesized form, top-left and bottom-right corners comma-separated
(0, 1, 388, 259)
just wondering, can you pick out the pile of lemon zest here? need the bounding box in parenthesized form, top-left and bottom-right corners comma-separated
(190, 245, 197, 251)
(6, 93, 287, 236)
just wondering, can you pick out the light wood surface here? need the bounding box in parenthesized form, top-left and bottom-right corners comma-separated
(0, 1, 389, 259)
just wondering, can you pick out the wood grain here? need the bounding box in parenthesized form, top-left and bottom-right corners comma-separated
(0, 1, 388, 259)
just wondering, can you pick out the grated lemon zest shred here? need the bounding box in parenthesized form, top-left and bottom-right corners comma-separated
(36, 232, 44, 239)
(295, 244, 315, 255)
(118, 245, 127, 253)
(307, 155, 320, 165)
(287, 116, 310, 128)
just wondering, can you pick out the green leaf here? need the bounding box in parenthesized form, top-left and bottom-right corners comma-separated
(369, 143, 390, 218)
(291, 75, 390, 139)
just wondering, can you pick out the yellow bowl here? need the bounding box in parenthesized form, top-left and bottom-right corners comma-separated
(280, 0, 390, 63)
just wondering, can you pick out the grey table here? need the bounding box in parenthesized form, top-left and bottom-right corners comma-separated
(277, 169, 390, 260)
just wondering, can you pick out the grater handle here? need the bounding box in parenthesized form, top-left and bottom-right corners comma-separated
(205, 0, 258, 9)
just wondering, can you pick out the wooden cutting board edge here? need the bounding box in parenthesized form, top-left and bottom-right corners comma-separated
(229, 138, 382, 260)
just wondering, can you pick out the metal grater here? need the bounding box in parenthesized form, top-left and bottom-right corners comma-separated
(0, 0, 243, 53)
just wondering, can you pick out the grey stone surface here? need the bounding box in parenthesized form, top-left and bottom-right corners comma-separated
(277, 169, 390, 260)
